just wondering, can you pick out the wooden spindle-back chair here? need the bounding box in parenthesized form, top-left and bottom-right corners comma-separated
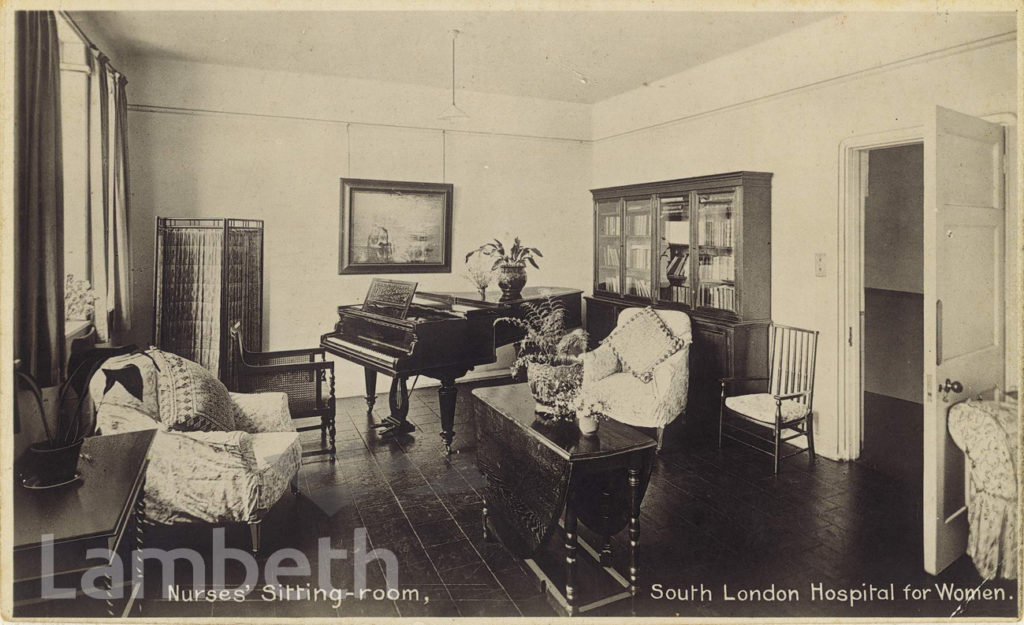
(718, 323, 819, 474)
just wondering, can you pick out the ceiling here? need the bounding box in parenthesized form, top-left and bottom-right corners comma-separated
(71, 10, 830, 104)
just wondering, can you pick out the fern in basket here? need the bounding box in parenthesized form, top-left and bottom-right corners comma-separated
(497, 297, 588, 378)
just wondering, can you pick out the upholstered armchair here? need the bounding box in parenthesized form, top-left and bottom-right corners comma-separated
(948, 397, 1019, 580)
(88, 348, 302, 553)
(579, 308, 692, 451)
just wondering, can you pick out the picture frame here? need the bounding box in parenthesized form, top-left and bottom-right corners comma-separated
(338, 178, 453, 274)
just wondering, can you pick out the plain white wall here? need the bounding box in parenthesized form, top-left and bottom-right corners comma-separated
(102, 12, 1017, 433)
(592, 13, 1017, 460)
(121, 58, 593, 399)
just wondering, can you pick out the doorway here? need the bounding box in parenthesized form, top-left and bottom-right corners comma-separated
(839, 109, 1013, 575)
(857, 144, 924, 487)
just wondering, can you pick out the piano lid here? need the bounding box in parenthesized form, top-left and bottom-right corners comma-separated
(414, 291, 505, 315)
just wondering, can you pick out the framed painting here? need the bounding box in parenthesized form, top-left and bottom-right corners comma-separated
(339, 178, 453, 274)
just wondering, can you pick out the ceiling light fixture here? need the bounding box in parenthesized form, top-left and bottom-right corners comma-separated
(438, 29, 469, 121)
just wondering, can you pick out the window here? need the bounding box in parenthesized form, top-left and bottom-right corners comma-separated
(56, 16, 94, 340)
(56, 16, 90, 293)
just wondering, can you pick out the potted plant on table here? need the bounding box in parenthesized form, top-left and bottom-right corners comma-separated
(465, 237, 542, 300)
(576, 398, 609, 436)
(498, 297, 588, 418)
(15, 357, 100, 488)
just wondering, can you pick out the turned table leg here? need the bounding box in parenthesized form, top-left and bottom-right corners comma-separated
(628, 465, 641, 609)
(481, 497, 490, 540)
(564, 494, 578, 615)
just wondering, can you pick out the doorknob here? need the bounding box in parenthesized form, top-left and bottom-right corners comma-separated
(939, 378, 963, 402)
(941, 379, 964, 394)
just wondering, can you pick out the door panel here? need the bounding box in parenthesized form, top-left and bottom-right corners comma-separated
(922, 106, 1005, 575)
(941, 221, 1000, 359)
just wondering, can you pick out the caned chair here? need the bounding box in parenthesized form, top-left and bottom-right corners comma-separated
(229, 322, 337, 461)
(718, 323, 818, 474)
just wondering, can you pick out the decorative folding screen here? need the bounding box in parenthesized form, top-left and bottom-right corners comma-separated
(154, 218, 263, 385)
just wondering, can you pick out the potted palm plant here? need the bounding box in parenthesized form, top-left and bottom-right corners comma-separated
(497, 297, 588, 418)
(16, 358, 99, 488)
(465, 237, 542, 300)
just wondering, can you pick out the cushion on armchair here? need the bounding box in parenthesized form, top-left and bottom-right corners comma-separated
(90, 353, 164, 434)
(603, 307, 686, 382)
(149, 349, 237, 432)
(92, 353, 161, 422)
(582, 343, 620, 384)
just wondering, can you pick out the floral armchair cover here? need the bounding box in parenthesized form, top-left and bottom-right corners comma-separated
(948, 397, 1018, 580)
(579, 308, 692, 448)
(88, 351, 302, 531)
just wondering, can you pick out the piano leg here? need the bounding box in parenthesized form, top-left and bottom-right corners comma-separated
(438, 376, 458, 455)
(364, 368, 377, 412)
(376, 376, 415, 438)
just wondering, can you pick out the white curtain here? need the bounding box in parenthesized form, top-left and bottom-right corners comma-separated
(87, 49, 131, 342)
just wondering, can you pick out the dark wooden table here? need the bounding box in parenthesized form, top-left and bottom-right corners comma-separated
(13, 429, 155, 617)
(473, 384, 657, 615)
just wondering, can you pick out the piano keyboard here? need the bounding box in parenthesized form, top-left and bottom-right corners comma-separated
(323, 336, 399, 367)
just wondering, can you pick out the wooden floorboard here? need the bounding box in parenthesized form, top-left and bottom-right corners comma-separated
(15, 381, 1018, 620)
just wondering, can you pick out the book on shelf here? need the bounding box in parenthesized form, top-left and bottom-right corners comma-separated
(698, 254, 734, 281)
(699, 283, 736, 311)
(697, 213, 734, 247)
(602, 245, 620, 267)
(665, 254, 679, 276)
(628, 246, 651, 270)
(601, 276, 620, 293)
(661, 285, 692, 305)
(668, 252, 690, 279)
(627, 277, 651, 298)
(601, 215, 621, 236)
(629, 213, 651, 236)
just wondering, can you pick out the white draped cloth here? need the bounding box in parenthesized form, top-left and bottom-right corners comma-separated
(87, 49, 132, 342)
(948, 398, 1019, 580)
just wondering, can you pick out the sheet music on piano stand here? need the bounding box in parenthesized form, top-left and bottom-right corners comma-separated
(362, 278, 418, 319)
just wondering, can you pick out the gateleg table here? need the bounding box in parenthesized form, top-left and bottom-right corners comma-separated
(473, 383, 656, 615)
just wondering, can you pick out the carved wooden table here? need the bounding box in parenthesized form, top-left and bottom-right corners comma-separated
(13, 429, 155, 618)
(473, 384, 656, 615)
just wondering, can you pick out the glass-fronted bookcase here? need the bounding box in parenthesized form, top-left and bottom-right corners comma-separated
(589, 171, 772, 419)
(592, 171, 770, 320)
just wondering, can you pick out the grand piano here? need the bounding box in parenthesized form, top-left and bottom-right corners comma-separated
(321, 280, 582, 454)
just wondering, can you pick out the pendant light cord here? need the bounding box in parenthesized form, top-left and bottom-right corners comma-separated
(450, 30, 459, 106)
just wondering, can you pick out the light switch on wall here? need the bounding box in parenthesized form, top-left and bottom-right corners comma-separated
(814, 253, 827, 277)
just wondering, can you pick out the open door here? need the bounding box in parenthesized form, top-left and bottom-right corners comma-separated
(922, 106, 1005, 575)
